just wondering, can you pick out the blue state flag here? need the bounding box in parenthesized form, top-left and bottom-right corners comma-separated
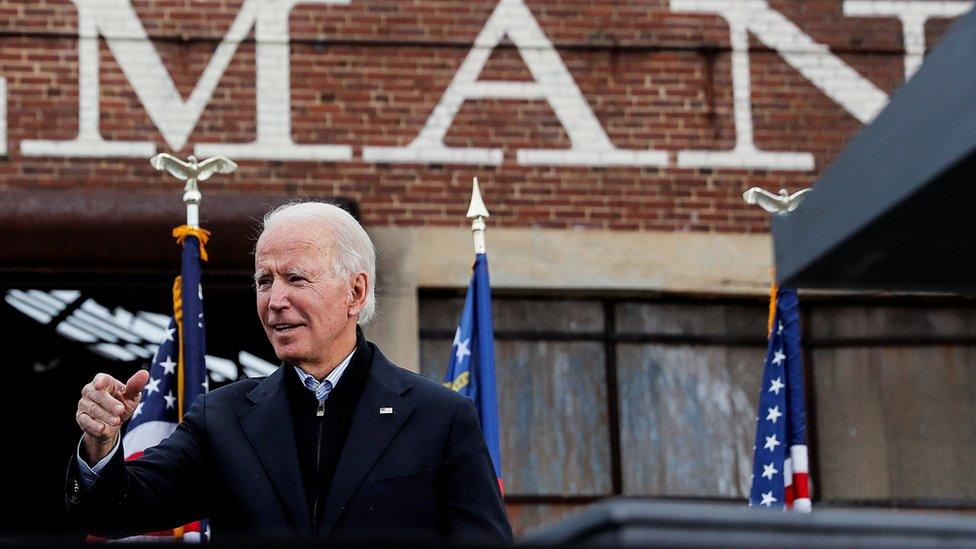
(748, 286, 811, 512)
(443, 253, 504, 491)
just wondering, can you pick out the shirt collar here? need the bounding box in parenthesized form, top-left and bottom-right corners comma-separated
(293, 347, 356, 392)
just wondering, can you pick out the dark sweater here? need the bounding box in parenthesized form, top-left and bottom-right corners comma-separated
(284, 330, 373, 530)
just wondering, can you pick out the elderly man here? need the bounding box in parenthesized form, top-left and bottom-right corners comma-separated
(66, 202, 513, 542)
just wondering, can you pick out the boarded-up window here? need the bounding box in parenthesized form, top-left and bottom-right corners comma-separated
(809, 306, 976, 502)
(419, 293, 769, 535)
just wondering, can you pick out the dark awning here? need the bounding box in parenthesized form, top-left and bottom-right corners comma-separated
(773, 7, 976, 293)
(0, 188, 355, 282)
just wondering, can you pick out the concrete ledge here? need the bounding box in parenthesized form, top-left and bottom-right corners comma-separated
(365, 227, 772, 372)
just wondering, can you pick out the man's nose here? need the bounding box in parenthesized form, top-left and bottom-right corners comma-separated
(266, 281, 290, 311)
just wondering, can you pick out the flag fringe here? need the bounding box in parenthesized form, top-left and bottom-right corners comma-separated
(767, 269, 778, 338)
(172, 276, 186, 421)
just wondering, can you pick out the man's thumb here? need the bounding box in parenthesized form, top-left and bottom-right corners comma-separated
(123, 369, 151, 400)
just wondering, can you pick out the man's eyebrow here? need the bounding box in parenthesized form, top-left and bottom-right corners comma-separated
(253, 266, 312, 282)
(284, 266, 312, 278)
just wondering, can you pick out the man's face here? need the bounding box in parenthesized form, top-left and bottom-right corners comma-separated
(254, 219, 358, 370)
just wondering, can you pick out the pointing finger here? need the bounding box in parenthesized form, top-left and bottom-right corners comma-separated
(123, 370, 151, 400)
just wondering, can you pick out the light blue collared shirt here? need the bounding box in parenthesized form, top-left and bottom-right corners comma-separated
(76, 348, 356, 487)
(293, 348, 355, 403)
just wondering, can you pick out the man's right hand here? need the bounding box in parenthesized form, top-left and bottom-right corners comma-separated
(76, 370, 151, 465)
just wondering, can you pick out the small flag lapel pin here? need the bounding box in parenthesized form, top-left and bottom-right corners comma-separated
(379, 407, 394, 415)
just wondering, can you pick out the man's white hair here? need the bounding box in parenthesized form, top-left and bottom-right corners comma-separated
(260, 201, 377, 325)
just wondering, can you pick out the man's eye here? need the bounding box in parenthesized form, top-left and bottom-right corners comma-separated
(255, 278, 271, 288)
(289, 276, 307, 284)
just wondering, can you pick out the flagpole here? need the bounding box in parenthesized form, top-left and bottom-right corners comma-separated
(466, 177, 490, 254)
(184, 179, 201, 229)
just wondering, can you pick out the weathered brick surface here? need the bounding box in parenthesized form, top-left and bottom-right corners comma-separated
(0, 0, 965, 232)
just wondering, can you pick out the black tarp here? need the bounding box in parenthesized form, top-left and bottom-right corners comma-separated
(773, 7, 976, 293)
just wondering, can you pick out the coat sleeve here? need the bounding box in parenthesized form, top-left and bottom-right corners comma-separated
(65, 394, 210, 538)
(438, 396, 514, 543)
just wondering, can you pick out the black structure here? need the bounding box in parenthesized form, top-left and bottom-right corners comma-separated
(523, 499, 976, 547)
(0, 188, 357, 280)
(773, 7, 976, 292)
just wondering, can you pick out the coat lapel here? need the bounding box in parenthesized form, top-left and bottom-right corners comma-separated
(318, 354, 414, 536)
(238, 367, 313, 537)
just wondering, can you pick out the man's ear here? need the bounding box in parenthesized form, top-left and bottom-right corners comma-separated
(348, 272, 368, 317)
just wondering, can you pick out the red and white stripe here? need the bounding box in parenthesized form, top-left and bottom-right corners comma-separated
(784, 444, 811, 512)
(122, 420, 177, 460)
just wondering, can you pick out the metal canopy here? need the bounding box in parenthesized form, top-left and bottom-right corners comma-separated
(0, 188, 357, 279)
(773, 7, 976, 293)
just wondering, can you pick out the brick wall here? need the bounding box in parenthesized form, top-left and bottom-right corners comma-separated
(0, 0, 967, 232)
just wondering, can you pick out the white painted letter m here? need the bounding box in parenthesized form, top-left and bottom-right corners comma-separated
(22, 0, 350, 160)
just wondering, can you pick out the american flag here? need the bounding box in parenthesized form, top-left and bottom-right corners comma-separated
(748, 286, 811, 512)
(118, 227, 211, 541)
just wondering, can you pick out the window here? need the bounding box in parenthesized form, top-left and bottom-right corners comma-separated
(419, 293, 769, 534)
